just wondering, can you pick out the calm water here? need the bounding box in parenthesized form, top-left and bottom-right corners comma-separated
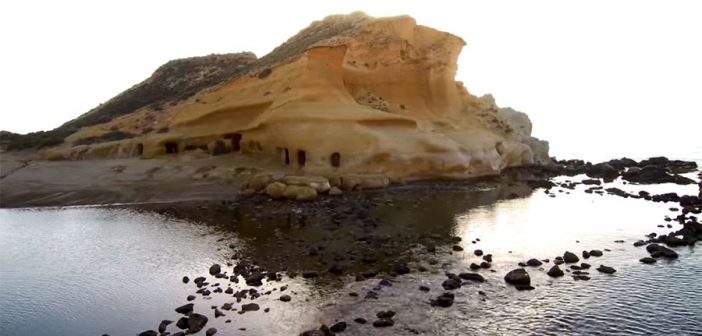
(0, 159, 700, 335)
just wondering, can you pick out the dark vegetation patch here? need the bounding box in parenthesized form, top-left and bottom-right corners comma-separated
(72, 131, 135, 146)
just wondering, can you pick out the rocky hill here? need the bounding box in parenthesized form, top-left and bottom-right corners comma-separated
(1, 52, 256, 150)
(5, 12, 549, 180)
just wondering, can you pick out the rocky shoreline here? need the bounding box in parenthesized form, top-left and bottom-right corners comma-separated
(117, 156, 700, 336)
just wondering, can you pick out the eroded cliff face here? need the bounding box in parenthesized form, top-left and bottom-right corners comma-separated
(44, 12, 549, 180)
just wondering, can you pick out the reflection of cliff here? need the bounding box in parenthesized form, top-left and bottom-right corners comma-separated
(143, 182, 535, 275)
(46, 12, 549, 180)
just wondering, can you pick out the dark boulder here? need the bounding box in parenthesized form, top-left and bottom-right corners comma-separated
(158, 320, 173, 333)
(241, 303, 260, 312)
(430, 292, 455, 307)
(563, 251, 580, 263)
(526, 258, 543, 267)
(330, 321, 347, 333)
(586, 163, 619, 180)
(504, 269, 531, 286)
(646, 244, 679, 258)
(596, 265, 616, 274)
(209, 264, 221, 276)
(639, 257, 657, 264)
(280, 294, 291, 302)
(582, 250, 590, 259)
(187, 313, 209, 334)
(458, 272, 485, 282)
(175, 303, 194, 315)
(206, 328, 218, 336)
(138, 331, 157, 336)
(589, 250, 603, 257)
(175, 317, 189, 330)
(547, 265, 564, 277)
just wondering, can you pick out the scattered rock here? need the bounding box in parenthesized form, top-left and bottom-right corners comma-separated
(430, 292, 455, 307)
(175, 303, 194, 315)
(646, 244, 679, 258)
(589, 250, 603, 257)
(209, 264, 221, 276)
(547, 265, 564, 277)
(639, 257, 657, 264)
(452, 245, 464, 251)
(158, 320, 173, 333)
(458, 272, 485, 282)
(596, 265, 616, 274)
(138, 331, 157, 336)
(280, 294, 291, 302)
(206, 328, 217, 336)
(504, 269, 530, 286)
(241, 303, 260, 312)
(187, 313, 209, 334)
(526, 258, 542, 267)
(563, 251, 580, 263)
(330, 322, 347, 333)
(354, 317, 367, 324)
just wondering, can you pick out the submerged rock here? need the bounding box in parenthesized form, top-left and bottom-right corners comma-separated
(547, 265, 564, 277)
(563, 251, 580, 263)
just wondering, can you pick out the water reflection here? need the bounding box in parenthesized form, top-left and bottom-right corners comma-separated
(1, 176, 700, 335)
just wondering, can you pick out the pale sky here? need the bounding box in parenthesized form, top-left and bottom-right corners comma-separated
(1, 0, 700, 159)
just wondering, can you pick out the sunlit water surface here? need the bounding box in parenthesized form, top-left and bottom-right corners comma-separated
(1, 159, 701, 335)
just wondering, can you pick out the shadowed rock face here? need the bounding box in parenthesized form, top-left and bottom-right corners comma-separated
(42, 12, 549, 181)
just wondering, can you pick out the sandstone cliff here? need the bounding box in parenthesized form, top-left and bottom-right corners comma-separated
(42, 12, 549, 180)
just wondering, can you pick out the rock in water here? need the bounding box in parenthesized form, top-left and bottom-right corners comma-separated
(187, 313, 209, 334)
(596, 265, 617, 274)
(158, 320, 173, 333)
(241, 303, 260, 312)
(174, 303, 194, 315)
(209, 264, 221, 275)
(504, 269, 531, 286)
(205, 328, 218, 336)
(646, 244, 679, 258)
(639, 257, 657, 264)
(138, 331, 157, 336)
(563, 251, 580, 263)
(330, 322, 347, 332)
(430, 292, 455, 307)
(547, 265, 564, 277)
(458, 272, 485, 282)
(526, 258, 543, 267)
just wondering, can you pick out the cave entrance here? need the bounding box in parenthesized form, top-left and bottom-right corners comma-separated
(297, 150, 306, 167)
(164, 142, 178, 154)
(331, 152, 341, 167)
(212, 140, 226, 156)
(135, 143, 143, 156)
(226, 133, 242, 152)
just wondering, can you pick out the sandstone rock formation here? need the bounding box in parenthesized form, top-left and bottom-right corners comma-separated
(42, 12, 549, 180)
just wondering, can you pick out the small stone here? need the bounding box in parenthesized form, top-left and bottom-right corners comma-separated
(504, 269, 531, 286)
(640, 257, 657, 264)
(280, 294, 291, 302)
(354, 317, 367, 324)
(209, 264, 221, 276)
(430, 292, 455, 307)
(205, 328, 218, 336)
(526, 258, 542, 267)
(182, 276, 190, 284)
(452, 245, 464, 251)
(547, 265, 564, 277)
(474, 249, 484, 256)
(175, 303, 194, 315)
(376, 310, 396, 319)
(241, 303, 260, 312)
(596, 265, 616, 274)
(563, 251, 580, 263)
(589, 250, 603, 257)
(330, 322, 347, 332)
